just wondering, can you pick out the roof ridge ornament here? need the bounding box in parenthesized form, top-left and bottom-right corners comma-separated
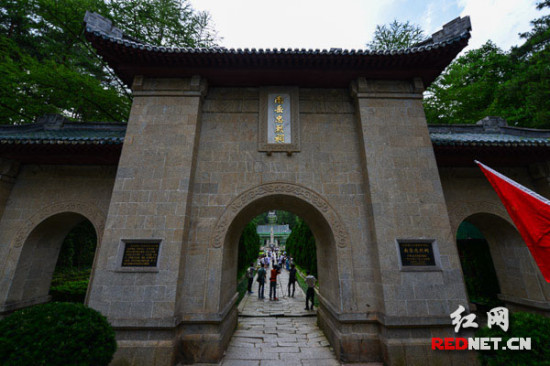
(39, 114, 69, 130)
(415, 16, 472, 48)
(83, 11, 123, 39)
(476, 116, 508, 132)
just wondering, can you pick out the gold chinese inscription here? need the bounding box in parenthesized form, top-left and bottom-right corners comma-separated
(399, 242, 436, 266)
(122, 243, 160, 267)
(273, 95, 285, 143)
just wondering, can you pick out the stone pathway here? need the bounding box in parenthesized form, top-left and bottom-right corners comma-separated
(238, 264, 314, 317)
(220, 265, 340, 365)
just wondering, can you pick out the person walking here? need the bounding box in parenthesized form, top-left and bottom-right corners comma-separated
(269, 264, 280, 301)
(288, 263, 297, 297)
(246, 262, 255, 294)
(305, 270, 316, 310)
(257, 262, 266, 299)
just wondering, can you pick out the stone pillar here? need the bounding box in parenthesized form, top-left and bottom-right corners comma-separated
(351, 78, 475, 365)
(87, 76, 207, 366)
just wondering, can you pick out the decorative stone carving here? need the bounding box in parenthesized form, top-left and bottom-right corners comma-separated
(12, 201, 106, 249)
(210, 182, 349, 248)
(447, 200, 510, 235)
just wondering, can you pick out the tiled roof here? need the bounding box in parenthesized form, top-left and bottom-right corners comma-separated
(0, 115, 125, 145)
(83, 12, 472, 88)
(2, 116, 550, 149)
(431, 133, 550, 147)
(257, 225, 292, 234)
(429, 117, 550, 147)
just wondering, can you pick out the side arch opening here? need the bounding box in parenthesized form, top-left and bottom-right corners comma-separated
(457, 213, 550, 314)
(5, 212, 98, 311)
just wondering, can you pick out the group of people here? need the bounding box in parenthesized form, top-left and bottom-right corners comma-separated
(246, 251, 316, 311)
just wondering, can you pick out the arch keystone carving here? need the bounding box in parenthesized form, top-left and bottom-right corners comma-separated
(210, 182, 349, 248)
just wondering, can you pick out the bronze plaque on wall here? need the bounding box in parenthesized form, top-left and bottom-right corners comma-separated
(399, 242, 436, 266)
(122, 242, 160, 267)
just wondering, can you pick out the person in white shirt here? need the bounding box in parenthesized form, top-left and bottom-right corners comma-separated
(305, 271, 316, 310)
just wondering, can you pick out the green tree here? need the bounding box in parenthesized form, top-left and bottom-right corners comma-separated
(237, 222, 261, 275)
(424, 41, 513, 125)
(0, 0, 217, 125)
(109, 0, 217, 47)
(367, 20, 425, 50)
(424, 1, 550, 128)
(285, 218, 317, 277)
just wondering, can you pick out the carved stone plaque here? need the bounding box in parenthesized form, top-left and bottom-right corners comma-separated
(398, 241, 436, 266)
(258, 87, 300, 153)
(122, 242, 160, 267)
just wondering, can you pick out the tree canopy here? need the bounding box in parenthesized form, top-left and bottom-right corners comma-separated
(424, 1, 550, 128)
(367, 20, 425, 50)
(0, 0, 218, 125)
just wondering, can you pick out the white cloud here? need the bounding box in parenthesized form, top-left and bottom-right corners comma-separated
(191, 0, 396, 49)
(190, 0, 544, 51)
(458, 0, 541, 50)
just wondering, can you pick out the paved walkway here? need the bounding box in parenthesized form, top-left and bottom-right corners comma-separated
(238, 264, 313, 317)
(220, 265, 340, 365)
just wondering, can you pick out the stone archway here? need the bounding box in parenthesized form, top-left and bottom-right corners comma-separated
(0, 202, 104, 314)
(178, 182, 356, 363)
(459, 212, 550, 313)
(209, 182, 351, 312)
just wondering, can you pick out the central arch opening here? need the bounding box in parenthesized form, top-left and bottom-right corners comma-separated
(219, 193, 340, 314)
(235, 210, 319, 313)
(216, 190, 344, 363)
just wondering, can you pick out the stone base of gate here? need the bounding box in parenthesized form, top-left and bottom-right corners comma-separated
(317, 296, 383, 363)
(175, 301, 238, 364)
(499, 294, 550, 317)
(111, 339, 175, 366)
(379, 322, 479, 365)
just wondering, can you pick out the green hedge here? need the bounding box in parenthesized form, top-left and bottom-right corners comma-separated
(0, 302, 117, 366)
(50, 280, 89, 303)
(476, 312, 550, 366)
(285, 218, 317, 277)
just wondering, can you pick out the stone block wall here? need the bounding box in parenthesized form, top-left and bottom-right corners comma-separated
(0, 165, 115, 313)
(441, 166, 550, 313)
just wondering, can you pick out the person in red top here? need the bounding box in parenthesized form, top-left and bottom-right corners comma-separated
(269, 265, 280, 301)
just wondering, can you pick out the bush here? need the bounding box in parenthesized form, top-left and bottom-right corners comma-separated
(50, 280, 89, 303)
(0, 302, 117, 366)
(476, 311, 550, 366)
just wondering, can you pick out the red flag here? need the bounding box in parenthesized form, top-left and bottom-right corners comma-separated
(476, 161, 550, 282)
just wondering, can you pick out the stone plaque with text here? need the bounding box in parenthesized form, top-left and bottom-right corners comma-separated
(122, 242, 160, 267)
(399, 241, 436, 266)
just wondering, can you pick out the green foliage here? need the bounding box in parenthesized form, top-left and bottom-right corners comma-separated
(424, 2, 550, 128)
(0, 0, 218, 124)
(285, 218, 317, 277)
(237, 222, 261, 277)
(50, 279, 89, 303)
(49, 220, 96, 303)
(55, 220, 97, 271)
(0, 302, 117, 366)
(109, 0, 217, 47)
(367, 19, 425, 50)
(457, 239, 502, 308)
(236, 275, 248, 305)
(476, 312, 550, 366)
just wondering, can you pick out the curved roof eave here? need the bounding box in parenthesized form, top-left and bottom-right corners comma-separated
(83, 12, 472, 88)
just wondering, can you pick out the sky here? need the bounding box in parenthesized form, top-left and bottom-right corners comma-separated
(190, 0, 546, 52)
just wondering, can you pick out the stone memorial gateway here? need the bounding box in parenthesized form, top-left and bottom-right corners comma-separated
(1, 12, 550, 365)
